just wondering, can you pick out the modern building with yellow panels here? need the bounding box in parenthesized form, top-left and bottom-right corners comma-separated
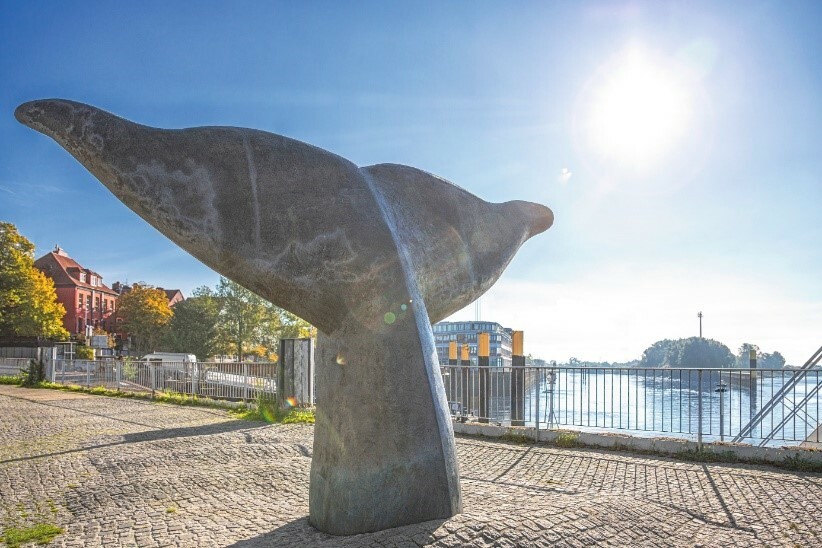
(432, 321, 513, 367)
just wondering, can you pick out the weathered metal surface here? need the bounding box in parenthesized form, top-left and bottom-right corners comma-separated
(15, 99, 553, 534)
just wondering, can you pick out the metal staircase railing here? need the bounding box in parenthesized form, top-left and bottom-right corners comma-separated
(757, 382, 822, 446)
(732, 344, 822, 443)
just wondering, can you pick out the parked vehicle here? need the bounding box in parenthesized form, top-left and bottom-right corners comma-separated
(140, 352, 197, 364)
(140, 352, 198, 379)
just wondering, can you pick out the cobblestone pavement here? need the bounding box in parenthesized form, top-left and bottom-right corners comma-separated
(1, 385, 819, 547)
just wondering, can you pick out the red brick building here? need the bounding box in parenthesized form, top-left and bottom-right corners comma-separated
(34, 246, 119, 336)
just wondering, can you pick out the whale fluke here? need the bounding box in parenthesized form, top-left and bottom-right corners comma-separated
(15, 98, 553, 535)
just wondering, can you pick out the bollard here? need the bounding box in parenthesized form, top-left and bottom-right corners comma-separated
(460, 343, 470, 419)
(478, 333, 490, 423)
(447, 341, 457, 406)
(749, 349, 757, 379)
(510, 331, 525, 426)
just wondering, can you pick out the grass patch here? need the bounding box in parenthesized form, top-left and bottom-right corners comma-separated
(498, 432, 534, 445)
(0, 375, 23, 385)
(782, 452, 822, 472)
(2, 523, 63, 547)
(1, 499, 64, 547)
(230, 393, 315, 424)
(675, 449, 741, 464)
(554, 431, 582, 448)
(25, 381, 244, 411)
(29, 381, 314, 424)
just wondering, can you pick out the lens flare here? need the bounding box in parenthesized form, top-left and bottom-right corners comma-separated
(336, 354, 346, 365)
(384, 312, 396, 324)
(286, 396, 298, 408)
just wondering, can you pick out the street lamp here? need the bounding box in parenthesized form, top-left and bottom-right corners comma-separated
(697, 311, 703, 338)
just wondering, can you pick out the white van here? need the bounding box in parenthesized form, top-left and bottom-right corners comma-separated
(141, 352, 197, 365)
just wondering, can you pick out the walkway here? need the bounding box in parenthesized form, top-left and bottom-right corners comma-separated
(0, 385, 819, 547)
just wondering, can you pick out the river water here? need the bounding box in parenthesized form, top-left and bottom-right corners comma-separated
(486, 368, 822, 446)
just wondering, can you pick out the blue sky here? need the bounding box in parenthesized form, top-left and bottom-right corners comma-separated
(1, 1, 820, 364)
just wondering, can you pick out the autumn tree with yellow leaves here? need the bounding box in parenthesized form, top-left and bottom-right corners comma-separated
(0, 222, 69, 340)
(117, 283, 173, 354)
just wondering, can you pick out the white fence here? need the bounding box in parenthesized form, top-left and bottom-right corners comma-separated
(47, 360, 277, 401)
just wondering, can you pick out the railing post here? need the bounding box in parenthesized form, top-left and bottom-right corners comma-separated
(193, 362, 200, 396)
(697, 369, 703, 451)
(150, 364, 156, 398)
(534, 368, 541, 442)
(719, 372, 725, 441)
(243, 362, 249, 402)
(86, 361, 91, 388)
(116, 360, 121, 391)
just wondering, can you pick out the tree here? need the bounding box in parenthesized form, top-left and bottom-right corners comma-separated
(736, 343, 760, 367)
(677, 337, 734, 369)
(280, 309, 316, 340)
(213, 277, 315, 361)
(214, 278, 280, 360)
(0, 222, 69, 340)
(117, 283, 173, 354)
(163, 286, 219, 360)
(640, 339, 676, 367)
(760, 351, 786, 369)
(640, 337, 734, 369)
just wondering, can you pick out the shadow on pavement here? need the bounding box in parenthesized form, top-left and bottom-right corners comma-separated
(1, 418, 269, 465)
(228, 516, 447, 547)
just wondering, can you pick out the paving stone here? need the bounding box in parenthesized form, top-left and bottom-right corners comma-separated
(1, 385, 819, 547)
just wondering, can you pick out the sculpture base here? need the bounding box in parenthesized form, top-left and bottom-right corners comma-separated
(309, 320, 460, 535)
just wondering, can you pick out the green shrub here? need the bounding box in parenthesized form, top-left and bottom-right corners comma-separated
(21, 359, 45, 387)
(75, 345, 95, 360)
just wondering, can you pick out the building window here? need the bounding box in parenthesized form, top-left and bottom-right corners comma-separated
(95, 296, 100, 310)
(78, 294, 83, 309)
(79, 272, 86, 283)
(86, 295, 92, 309)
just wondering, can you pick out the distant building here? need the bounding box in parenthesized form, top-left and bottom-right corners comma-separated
(161, 288, 184, 307)
(432, 320, 514, 367)
(34, 246, 119, 336)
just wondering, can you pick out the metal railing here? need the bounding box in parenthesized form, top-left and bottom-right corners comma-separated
(440, 365, 822, 447)
(47, 360, 277, 401)
(0, 357, 31, 375)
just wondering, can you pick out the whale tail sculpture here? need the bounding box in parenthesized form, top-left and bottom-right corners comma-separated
(15, 99, 553, 535)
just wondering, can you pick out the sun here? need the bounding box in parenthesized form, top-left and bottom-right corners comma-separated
(581, 48, 692, 172)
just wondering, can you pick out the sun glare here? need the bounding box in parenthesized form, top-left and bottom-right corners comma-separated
(582, 48, 693, 172)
